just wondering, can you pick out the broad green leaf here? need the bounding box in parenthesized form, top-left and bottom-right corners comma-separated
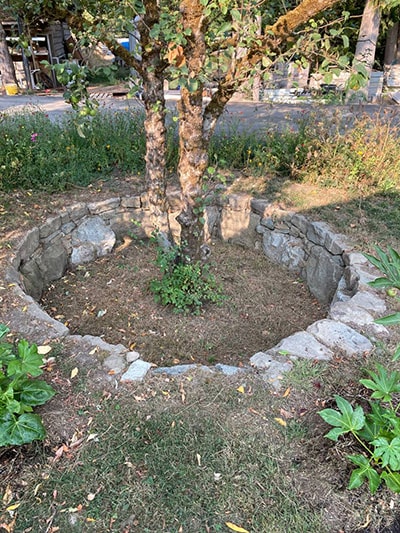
(347, 454, 381, 493)
(231, 8, 241, 21)
(372, 436, 400, 470)
(319, 395, 365, 439)
(0, 413, 46, 446)
(18, 380, 56, 407)
(381, 471, 400, 492)
(7, 340, 43, 377)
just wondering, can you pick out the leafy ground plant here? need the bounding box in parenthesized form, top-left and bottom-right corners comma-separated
(149, 241, 224, 314)
(0, 324, 55, 447)
(319, 365, 400, 494)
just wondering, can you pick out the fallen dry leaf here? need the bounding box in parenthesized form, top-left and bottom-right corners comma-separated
(225, 522, 249, 533)
(179, 382, 186, 403)
(282, 387, 291, 398)
(37, 345, 52, 355)
(274, 417, 287, 427)
(70, 367, 79, 379)
(236, 385, 245, 394)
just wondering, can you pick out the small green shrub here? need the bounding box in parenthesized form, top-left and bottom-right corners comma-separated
(149, 243, 224, 314)
(319, 366, 400, 494)
(0, 324, 55, 447)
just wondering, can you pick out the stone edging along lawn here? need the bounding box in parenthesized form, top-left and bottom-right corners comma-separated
(2, 190, 389, 389)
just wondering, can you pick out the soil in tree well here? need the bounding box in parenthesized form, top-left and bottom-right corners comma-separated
(40, 239, 327, 367)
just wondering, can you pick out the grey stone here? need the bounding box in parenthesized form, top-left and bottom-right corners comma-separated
(61, 222, 76, 235)
(103, 354, 126, 374)
(251, 198, 271, 217)
(120, 360, 152, 382)
(306, 221, 332, 246)
(152, 364, 197, 376)
(88, 198, 120, 215)
(329, 301, 389, 336)
(250, 351, 274, 369)
(349, 291, 387, 316)
(126, 351, 141, 363)
(262, 231, 305, 272)
(20, 259, 44, 300)
(291, 213, 309, 234)
(71, 216, 116, 259)
(121, 196, 141, 209)
(37, 242, 68, 282)
(18, 228, 39, 261)
(81, 335, 127, 355)
(261, 358, 294, 390)
(39, 216, 61, 239)
(324, 231, 348, 255)
(215, 364, 246, 375)
(305, 245, 343, 304)
(274, 222, 290, 234)
(71, 243, 96, 265)
(307, 319, 373, 356)
(344, 266, 360, 293)
(260, 218, 275, 230)
(332, 275, 352, 304)
(204, 206, 221, 240)
(227, 194, 251, 211)
(343, 251, 369, 267)
(270, 331, 334, 361)
(68, 203, 88, 222)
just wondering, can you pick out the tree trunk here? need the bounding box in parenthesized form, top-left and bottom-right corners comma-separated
(348, 0, 381, 101)
(176, 0, 209, 262)
(0, 22, 18, 88)
(384, 21, 398, 68)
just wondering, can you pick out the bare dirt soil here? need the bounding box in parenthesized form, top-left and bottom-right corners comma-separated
(40, 239, 326, 367)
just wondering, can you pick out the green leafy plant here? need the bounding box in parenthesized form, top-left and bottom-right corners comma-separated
(364, 246, 400, 360)
(319, 365, 400, 494)
(149, 241, 224, 314)
(0, 324, 56, 447)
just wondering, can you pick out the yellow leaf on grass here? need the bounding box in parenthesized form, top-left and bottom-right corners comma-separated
(2, 485, 12, 505)
(70, 367, 79, 379)
(274, 417, 287, 427)
(282, 387, 291, 398)
(37, 345, 52, 355)
(225, 522, 249, 533)
(6, 503, 20, 511)
(236, 385, 245, 394)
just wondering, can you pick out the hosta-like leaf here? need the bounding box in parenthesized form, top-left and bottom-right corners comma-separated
(18, 380, 56, 407)
(7, 340, 43, 377)
(0, 413, 46, 446)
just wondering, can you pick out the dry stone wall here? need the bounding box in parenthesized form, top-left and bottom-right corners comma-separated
(2, 192, 389, 388)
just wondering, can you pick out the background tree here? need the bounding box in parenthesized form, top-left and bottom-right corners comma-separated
(0, 20, 18, 87)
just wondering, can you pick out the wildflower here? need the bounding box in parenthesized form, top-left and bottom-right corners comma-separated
(66, 146, 71, 151)
(106, 144, 111, 150)
(31, 133, 38, 142)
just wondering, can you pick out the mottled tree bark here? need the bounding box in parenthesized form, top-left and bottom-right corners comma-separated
(176, 0, 208, 261)
(0, 22, 18, 88)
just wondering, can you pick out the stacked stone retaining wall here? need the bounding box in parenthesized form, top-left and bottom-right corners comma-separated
(1, 192, 390, 388)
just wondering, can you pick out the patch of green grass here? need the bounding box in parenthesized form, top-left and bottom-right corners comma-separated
(15, 378, 325, 532)
(283, 359, 328, 393)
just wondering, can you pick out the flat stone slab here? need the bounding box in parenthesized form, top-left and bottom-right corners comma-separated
(103, 354, 126, 374)
(307, 319, 373, 356)
(120, 360, 153, 382)
(152, 364, 197, 376)
(329, 301, 389, 336)
(270, 332, 334, 361)
(215, 364, 247, 375)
